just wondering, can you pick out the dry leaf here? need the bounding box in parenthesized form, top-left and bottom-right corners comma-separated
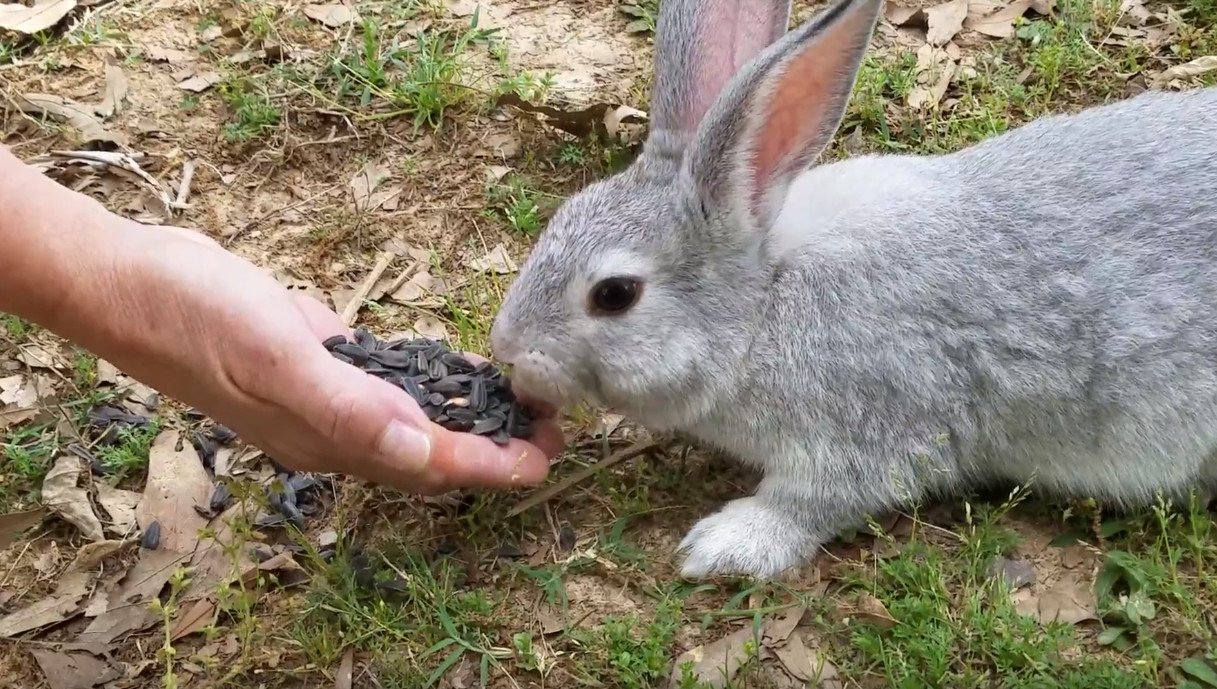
(0, 0, 76, 34)
(413, 316, 448, 341)
(1152, 55, 1217, 87)
(593, 413, 625, 438)
(473, 131, 521, 158)
(1119, 0, 1151, 25)
(667, 625, 755, 689)
(19, 94, 126, 146)
(95, 360, 120, 385)
(925, 0, 969, 45)
(885, 2, 922, 25)
(15, 343, 62, 369)
(95, 484, 141, 536)
(136, 430, 211, 553)
(485, 165, 511, 182)
(0, 570, 93, 638)
(964, 0, 1041, 38)
(95, 63, 129, 118)
(143, 45, 190, 62)
(176, 71, 221, 92)
(988, 557, 1037, 589)
(335, 648, 355, 689)
(68, 540, 125, 572)
(303, 3, 359, 27)
(840, 593, 897, 629)
(1015, 575, 1097, 625)
(497, 92, 647, 140)
(762, 606, 806, 646)
(75, 549, 186, 647)
(42, 455, 105, 542)
(0, 508, 45, 549)
(31, 648, 122, 689)
(349, 162, 391, 211)
(169, 596, 216, 641)
(465, 244, 517, 274)
(771, 630, 839, 684)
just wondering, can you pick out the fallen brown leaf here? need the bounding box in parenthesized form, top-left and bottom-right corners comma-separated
(0, 0, 76, 34)
(0, 508, 45, 549)
(1152, 55, 1217, 87)
(136, 430, 211, 553)
(964, 0, 1051, 38)
(1015, 574, 1098, 625)
(42, 455, 105, 542)
(762, 605, 806, 646)
(839, 593, 897, 629)
(95, 62, 129, 118)
(75, 549, 187, 648)
(667, 625, 755, 689)
(176, 71, 221, 93)
(143, 45, 190, 62)
(413, 316, 448, 341)
(771, 629, 839, 685)
(925, 0, 969, 45)
(464, 244, 517, 274)
(95, 484, 141, 537)
(18, 94, 126, 146)
(349, 162, 391, 211)
(496, 92, 647, 140)
(303, 3, 359, 27)
(31, 648, 122, 689)
(169, 595, 216, 641)
(0, 570, 93, 638)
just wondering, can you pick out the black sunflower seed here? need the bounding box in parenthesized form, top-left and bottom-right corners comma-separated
(558, 524, 577, 552)
(208, 424, 238, 444)
(470, 377, 487, 412)
(471, 417, 502, 435)
(354, 327, 377, 351)
(322, 335, 349, 349)
(427, 377, 463, 395)
(318, 330, 538, 442)
(333, 343, 370, 366)
(141, 521, 161, 550)
(210, 484, 232, 513)
(330, 352, 353, 365)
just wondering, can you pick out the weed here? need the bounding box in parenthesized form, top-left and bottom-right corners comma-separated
(0, 424, 57, 510)
(219, 76, 281, 141)
(568, 595, 685, 688)
(2, 314, 34, 341)
(94, 418, 162, 480)
(484, 175, 545, 235)
(619, 0, 660, 34)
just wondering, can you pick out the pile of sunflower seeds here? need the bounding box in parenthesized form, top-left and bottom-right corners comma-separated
(322, 327, 535, 445)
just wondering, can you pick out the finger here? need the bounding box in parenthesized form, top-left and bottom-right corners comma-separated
(526, 419, 565, 459)
(426, 425, 551, 490)
(291, 292, 353, 341)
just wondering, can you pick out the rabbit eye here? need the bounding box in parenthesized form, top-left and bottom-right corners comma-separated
(589, 277, 641, 315)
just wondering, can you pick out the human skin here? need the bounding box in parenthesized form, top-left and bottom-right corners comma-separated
(0, 145, 563, 494)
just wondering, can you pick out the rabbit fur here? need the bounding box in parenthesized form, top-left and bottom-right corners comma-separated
(490, 0, 1217, 579)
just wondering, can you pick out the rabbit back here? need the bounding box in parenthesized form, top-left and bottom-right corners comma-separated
(708, 87, 1217, 508)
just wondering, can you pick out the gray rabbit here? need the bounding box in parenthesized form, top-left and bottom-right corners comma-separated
(490, 0, 1217, 579)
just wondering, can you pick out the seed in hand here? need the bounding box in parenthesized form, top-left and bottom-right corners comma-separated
(322, 328, 536, 445)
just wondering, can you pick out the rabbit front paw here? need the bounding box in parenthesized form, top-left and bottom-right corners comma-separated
(676, 497, 815, 580)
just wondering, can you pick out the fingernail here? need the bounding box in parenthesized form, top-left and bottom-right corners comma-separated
(379, 421, 432, 471)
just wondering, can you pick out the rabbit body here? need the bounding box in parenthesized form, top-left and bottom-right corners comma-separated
(675, 87, 1217, 577)
(490, 0, 1217, 579)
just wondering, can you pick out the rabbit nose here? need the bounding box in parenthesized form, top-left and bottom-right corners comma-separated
(489, 321, 521, 364)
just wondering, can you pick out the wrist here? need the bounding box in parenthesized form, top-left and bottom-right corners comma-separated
(0, 146, 123, 336)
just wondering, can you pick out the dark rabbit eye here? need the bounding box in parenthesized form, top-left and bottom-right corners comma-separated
(589, 277, 641, 315)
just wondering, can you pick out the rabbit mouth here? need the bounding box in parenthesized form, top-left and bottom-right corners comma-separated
(505, 351, 580, 408)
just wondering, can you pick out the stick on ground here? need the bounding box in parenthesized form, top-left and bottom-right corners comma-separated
(340, 251, 395, 326)
(506, 440, 660, 518)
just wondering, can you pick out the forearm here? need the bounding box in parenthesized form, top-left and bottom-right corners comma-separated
(0, 145, 117, 334)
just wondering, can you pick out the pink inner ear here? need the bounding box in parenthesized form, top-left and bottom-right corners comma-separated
(686, 2, 788, 134)
(749, 8, 871, 214)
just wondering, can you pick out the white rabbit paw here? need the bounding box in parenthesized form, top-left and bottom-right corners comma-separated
(676, 497, 815, 580)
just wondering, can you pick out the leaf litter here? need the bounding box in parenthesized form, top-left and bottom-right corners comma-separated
(0, 0, 76, 34)
(41, 455, 106, 542)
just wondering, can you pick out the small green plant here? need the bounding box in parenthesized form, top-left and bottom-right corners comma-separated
(484, 176, 544, 235)
(219, 76, 281, 141)
(570, 597, 684, 689)
(0, 41, 14, 64)
(619, 0, 660, 34)
(94, 419, 162, 480)
(2, 314, 33, 340)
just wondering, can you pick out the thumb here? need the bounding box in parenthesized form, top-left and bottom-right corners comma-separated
(297, 348, 550, 493)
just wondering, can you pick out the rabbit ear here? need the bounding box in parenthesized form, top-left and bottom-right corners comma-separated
(687, 0, 882, 235)
(646, 0, 792, 161)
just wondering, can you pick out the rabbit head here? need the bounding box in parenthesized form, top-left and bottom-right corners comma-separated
(491, 0, 882, 427)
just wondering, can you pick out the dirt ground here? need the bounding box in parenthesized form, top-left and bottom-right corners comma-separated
(2, 0, 1216, 687)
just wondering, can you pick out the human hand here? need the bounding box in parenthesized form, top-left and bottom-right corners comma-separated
(53, 218, 563, 494)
